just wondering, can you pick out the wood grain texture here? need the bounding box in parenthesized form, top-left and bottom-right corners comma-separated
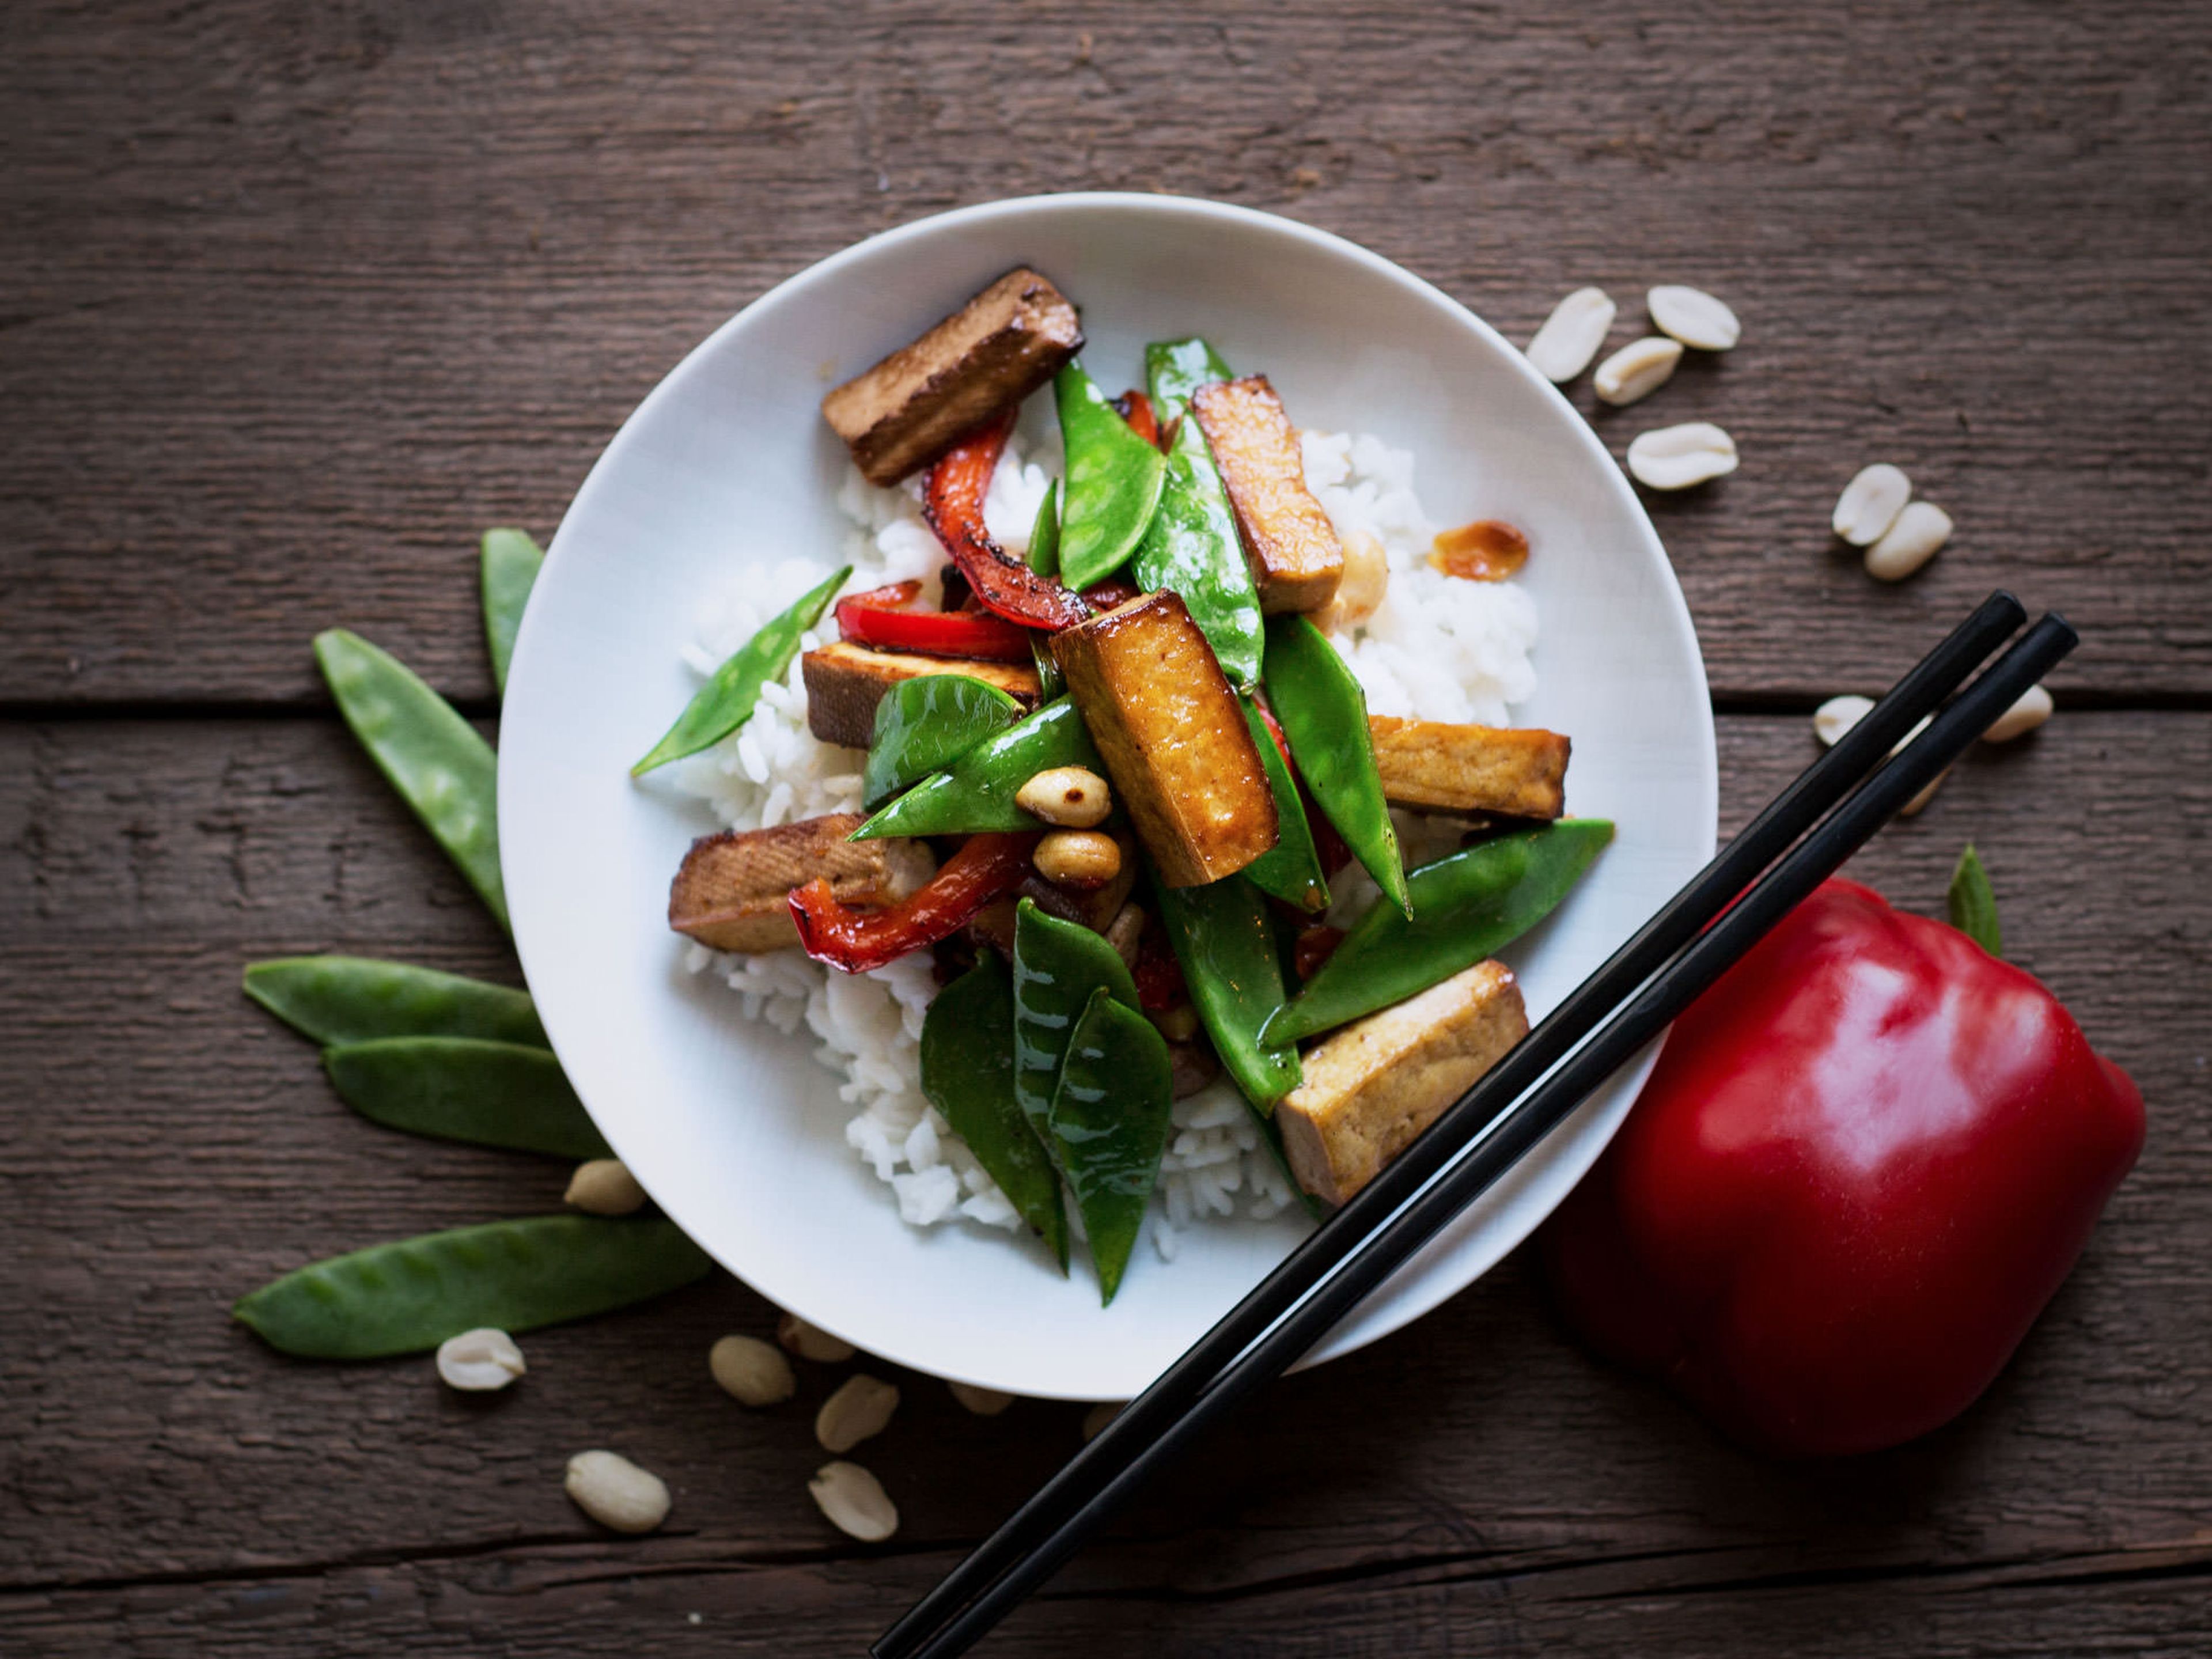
(2, 712, 2205, 1655)
(3, 0, 2210, 703)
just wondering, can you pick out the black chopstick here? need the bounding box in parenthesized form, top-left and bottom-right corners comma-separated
(879, 596, 2066, 1659)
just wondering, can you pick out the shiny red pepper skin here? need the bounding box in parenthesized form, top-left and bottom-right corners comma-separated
(834, 581, 1036, 663)
(922, 414, 1091, 631)
(789, 832, 1040, 974)
(1543, 878, 2145, 1458)
(1112, 389, 1160, 448)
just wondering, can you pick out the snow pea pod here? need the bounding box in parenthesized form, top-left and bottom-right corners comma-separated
(1048, 987, 1174, 1305)
(1053, 362, 1168, 589)
(1262, 819, 1615, 1047)
(632, 563, 850, 775)
(1145, 335, 1231, 427)
(853, 698, 1103, 840)
(245, 957, 547, 1048)
(1134, 353, 1264, 687)
(862, 673, 1025, 810)
(1236, 697, 1330, 914)
(323, 1037, 612, 1160)
(1027, 478, 1062, 577)
(479, 527, 543, 698)
(919, 952, 1070, 1270)
(233, 1214, 713, 1359)
(1263, 614, 1409, 918)
(1012, 897, 1140, 1151)
(315, 628, 507, 931)
(1153, 873, 1302, 1110)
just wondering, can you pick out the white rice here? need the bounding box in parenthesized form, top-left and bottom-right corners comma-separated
(668, 425, 1539, 1262)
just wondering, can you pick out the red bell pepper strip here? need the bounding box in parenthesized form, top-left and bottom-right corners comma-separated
(835, 582, 1036, 663)
(922, 413, 1090, 632)
(1112, 389, 1160, 448)
(789, 831, 1040, 974)
(1543, 877, 2145, 1458)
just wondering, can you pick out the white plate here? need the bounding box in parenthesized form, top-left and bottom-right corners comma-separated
(500, 194, 1716, 1401)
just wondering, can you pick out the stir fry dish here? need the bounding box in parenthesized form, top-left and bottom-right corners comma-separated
(639, 267, 1612, 1302)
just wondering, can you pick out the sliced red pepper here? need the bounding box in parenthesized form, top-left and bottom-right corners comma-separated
(790, 831, 1041, 974)
(835, 582, 1036, 663)
(1132, 932, 1187, 1011)
(1292, 923, 1346, 982)
(922, 413, 1091, 632)
(1112, 389, 1160, 448)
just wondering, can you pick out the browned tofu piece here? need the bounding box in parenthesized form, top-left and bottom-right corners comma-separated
(668, 813, 935, 953)
(820, 268, 1084, 486)
(1050, 591, 1277, 887)
(1277, 960, 1528, 1206)
(1191, 375, 1345, 613)
(801, 640, 1041, 749)
(1368, 717, 1571, 819)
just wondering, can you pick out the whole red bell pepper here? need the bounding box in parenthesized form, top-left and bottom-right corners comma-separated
(790, 831, 1039, 975)
(1543, 877, 2143, 1458)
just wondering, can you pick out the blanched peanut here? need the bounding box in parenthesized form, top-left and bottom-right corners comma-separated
(709, 1334, 795, 1407)
(1314, 529, 1389, 632)
(565, 1158, 647, 1216)
(777, 1311, 856, 1363)
(435, 1327, 526, 1392)
(1014, 764, 1112, 828)
(949, 1380, 1016, 1416)
(1034, 830, 1122, 889)
(564, 1450, 671, 1534)
(1864, 501, 1952, 581)
(1982, 683, 2052, 743)
(815, 1374, 900, 1453)
(810, 1461, 897, 1542)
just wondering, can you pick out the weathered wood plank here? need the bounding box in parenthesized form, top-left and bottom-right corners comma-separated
(1, 711, 2203, 1656)
(2, 1, 2208, 703)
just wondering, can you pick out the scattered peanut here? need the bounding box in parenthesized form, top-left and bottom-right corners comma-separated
(1647, 284, 1741, 351)
(1626, 422, 1738, 490)
(1524, 287, 1616, 382)
(1864, 501, 1952, 582)
(1982, 683, 2053, 743)
(1103, 902, 1146, 970)
(1034, 830, 1122, 890)
(777, 1311, 856, 1364)
(435, 1327, 526, 1392)
(1014, 764, 1112, 828)
(809, 1461, 898, 1543)
(1082, 1402, 1124, 1443)
(564, 1158, 647, 1216)
(1593, 336, 1683, 407)
(949, 1380, 1017, 1416)
(1314, 528, 1390, 632)
(816, 1374, 900, 1454)
(1832, 464, 1912, 547)
(1430, 519, 1529, 581)
(1812, 694, 1876, 749)
(564, 1450, 671, 1535)
(709, 1334, 796, 1407)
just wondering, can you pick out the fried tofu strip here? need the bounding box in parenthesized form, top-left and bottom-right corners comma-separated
(1368, 717, 1570, 819)
(820, 268, 1084, 486)
(801, 640, 1041, 749)
(1277, 960, 1528, 1206)
(1050, 591, 1278, 887)
(669, 813, 935, 953)
(1191, 375, 1344, 613)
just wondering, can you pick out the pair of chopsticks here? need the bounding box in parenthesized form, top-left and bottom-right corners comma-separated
(876, 592, 2074, 1659)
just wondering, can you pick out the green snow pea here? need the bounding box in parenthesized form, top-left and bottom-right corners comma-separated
(853, 698, 1103, 840)
(1048, 987, 1175, 1305)
(1236, 697, 1330, 914)
(1052, 361, 1167, 589)
(1133, 344, 1264, 688)
(1145, 335, 1232, 428)
(323, 1037, 612, 1160)
(245, 957, 546, 1048)
(1027, 478, 1062, 577)
(1012, 897, 1139, 1151)
(1263, 614, 1409, 918)
(1153, 873, 1302, 1110)
(919, 952, 1070, 1270)
(863, 673, 1025, 810)
(1262, 819, 1615, 1047)
(315, 628, 507, 931)
(479, 527, 544, 698)
(632, 564, 849, 775)
(233, 1214, 713, 1359)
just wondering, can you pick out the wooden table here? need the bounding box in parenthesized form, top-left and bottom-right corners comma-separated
(5, 4, 2207, 1653)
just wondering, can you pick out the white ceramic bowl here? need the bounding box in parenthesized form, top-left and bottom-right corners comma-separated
(500, 194, 1716, 1400)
